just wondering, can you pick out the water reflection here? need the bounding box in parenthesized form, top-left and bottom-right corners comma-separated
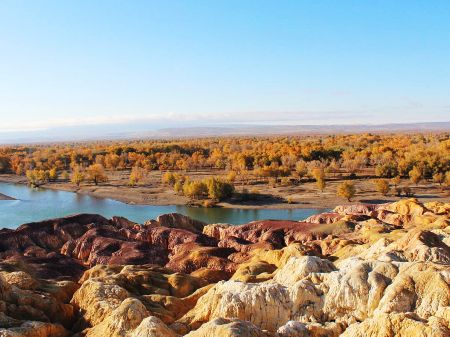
(0, 183, 327, 229)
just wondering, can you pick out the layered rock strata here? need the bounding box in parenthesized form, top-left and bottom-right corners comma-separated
(0, 198, 447, 336)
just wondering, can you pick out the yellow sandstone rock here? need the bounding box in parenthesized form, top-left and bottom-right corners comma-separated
(0, 199, 448, 336)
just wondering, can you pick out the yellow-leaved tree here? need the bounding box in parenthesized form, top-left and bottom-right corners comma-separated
(86, 164, 108, 186)
(337, 181, 356, 201)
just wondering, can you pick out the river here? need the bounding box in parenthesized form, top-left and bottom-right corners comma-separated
(0, 182, 328, 228)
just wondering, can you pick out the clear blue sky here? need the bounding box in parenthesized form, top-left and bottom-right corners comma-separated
(1, 0, 449, 134)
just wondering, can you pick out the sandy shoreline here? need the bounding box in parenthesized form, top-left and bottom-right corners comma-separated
(0, 174, 320, 208)
(0, 192, 15, 200)
(0, 173, 448, 209)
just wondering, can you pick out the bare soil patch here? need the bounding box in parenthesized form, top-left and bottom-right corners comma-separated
(0, 172, 448, 209)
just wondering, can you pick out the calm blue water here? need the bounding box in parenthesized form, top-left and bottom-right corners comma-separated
(0, 183, 327, 228)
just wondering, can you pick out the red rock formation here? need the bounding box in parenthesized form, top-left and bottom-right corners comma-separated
(208, 220, 326, 247)
(0, 199, 447, 336)
(305, 212, 345, 224)
(156, 213, 207, 233)
(0, 213, 339, 281)
(0, 214, 108, 280)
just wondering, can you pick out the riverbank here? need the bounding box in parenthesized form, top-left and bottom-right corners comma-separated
(0, 192, 15, 200)
(0, 199, 448, 336)
(0, 172, 448, 209)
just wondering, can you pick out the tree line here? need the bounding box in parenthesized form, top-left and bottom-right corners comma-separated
(0, 133, 448, 200)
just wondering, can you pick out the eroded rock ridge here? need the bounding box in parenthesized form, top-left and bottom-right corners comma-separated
(0, 199, 448, 336)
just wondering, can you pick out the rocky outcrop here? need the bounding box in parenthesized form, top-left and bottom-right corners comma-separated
(0, 264, 79, 337)
(176, 199, 449, 336)
(61, 227, 169, 267)
(0, 321, 68, 337)
(0, 198, 447, 336)
(179, 256, 449, 335)
(341, 312, 449, 337)
(157, 213, 207, 234)
(0, 214, 108, 280)
(184, 317, 271, 337)
(79, 298, 181, 337)
(305, 212, 345, 224)
(70, 264, 214, 336)
(204, 220, 325, 246)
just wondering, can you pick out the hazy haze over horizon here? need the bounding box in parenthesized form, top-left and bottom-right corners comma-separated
(1, 0, 450, 139)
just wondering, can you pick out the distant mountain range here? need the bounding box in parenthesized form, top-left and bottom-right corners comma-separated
(146, 122, 450, 138)
(1, 122, 449, 144)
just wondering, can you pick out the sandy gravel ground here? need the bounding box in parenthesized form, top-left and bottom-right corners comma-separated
(0, 171, 448, 209)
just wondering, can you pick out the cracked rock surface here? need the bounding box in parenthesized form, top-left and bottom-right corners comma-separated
(0, 198, 448, 336)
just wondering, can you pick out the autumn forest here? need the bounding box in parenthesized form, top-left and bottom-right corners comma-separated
(0, 132, 448, 207)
